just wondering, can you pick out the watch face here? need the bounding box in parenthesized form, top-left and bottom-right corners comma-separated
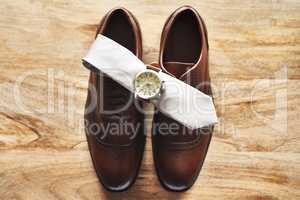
(134, 70, 162, 99)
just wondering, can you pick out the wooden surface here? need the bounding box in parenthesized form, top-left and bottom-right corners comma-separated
(0, 0, 300, 199)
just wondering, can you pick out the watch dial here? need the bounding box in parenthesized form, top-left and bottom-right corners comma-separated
(135, 70, 161, 99)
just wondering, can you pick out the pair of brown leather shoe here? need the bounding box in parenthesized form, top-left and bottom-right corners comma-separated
(84, 6, 213, 192)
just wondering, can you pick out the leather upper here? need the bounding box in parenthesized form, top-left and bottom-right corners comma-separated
(84, 7, 145, 192)
(152, 6, 214, 191)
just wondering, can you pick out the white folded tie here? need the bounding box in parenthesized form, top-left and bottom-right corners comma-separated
(83, 34, 218, 130)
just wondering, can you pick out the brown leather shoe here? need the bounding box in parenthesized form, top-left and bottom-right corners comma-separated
(152, 6, 214, 192)
(83, 7, 145, 192)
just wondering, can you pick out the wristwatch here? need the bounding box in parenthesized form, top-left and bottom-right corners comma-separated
(134, 65, 164, 103)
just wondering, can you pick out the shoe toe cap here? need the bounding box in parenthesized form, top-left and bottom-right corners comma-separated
(88, 137, 143, 191)
(155, 147, 205, 191)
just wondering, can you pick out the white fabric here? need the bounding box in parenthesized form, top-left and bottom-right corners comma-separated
(83, 34, 218, 129)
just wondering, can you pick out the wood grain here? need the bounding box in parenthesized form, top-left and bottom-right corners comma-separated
(0, 0, 299, 199)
